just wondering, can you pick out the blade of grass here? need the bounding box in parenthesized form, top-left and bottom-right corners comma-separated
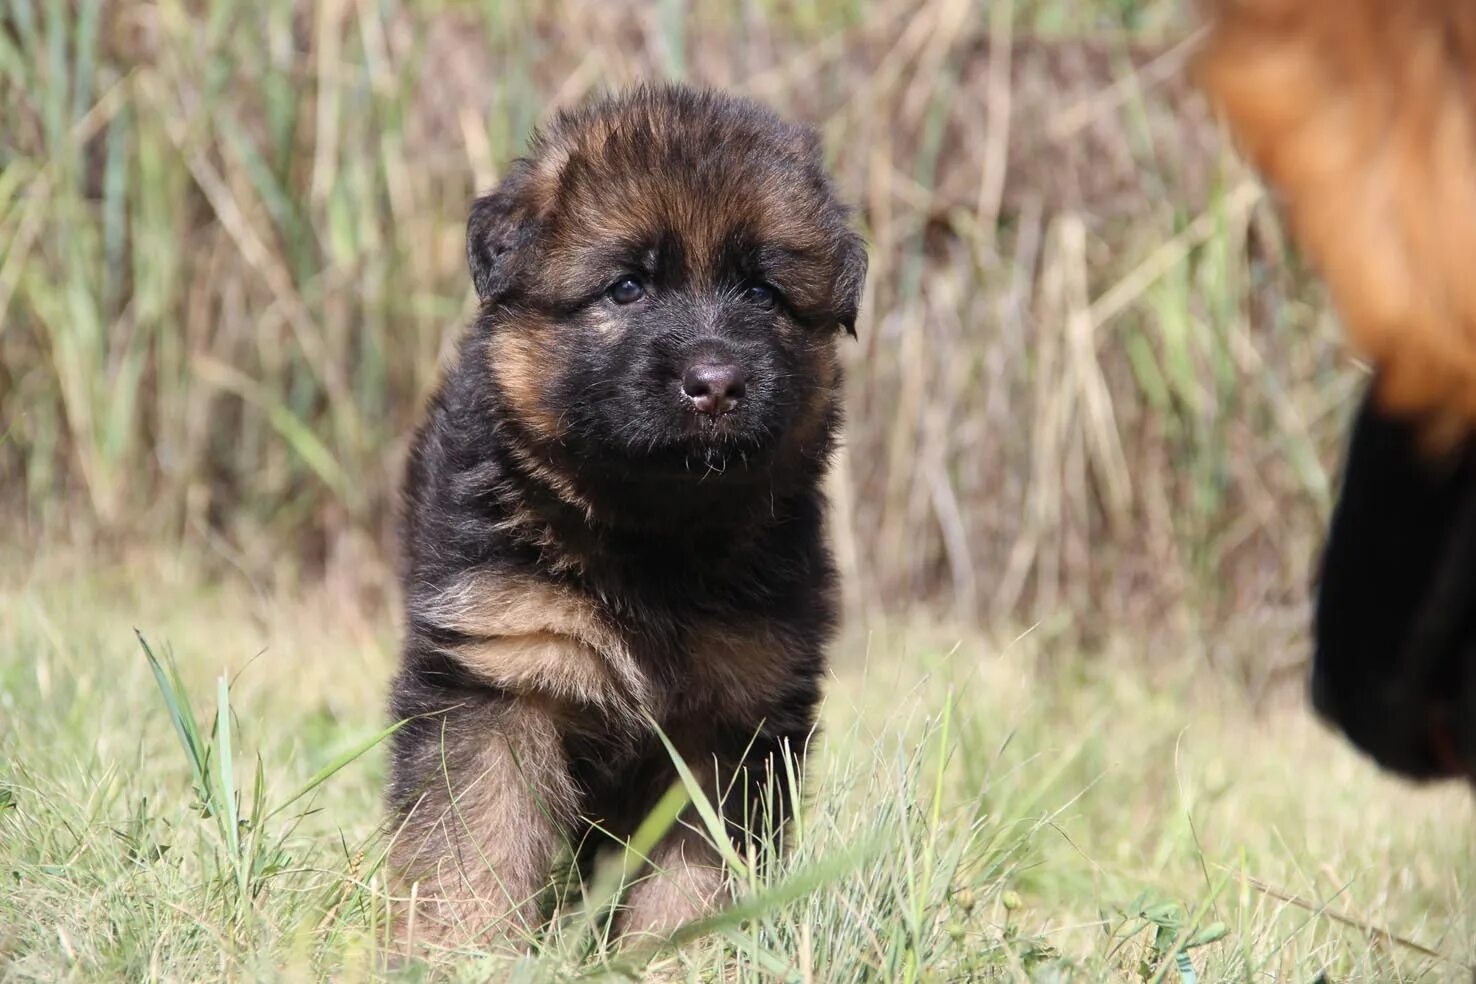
(649, 720, 751, 881)
(216, 674, 244, 899)
(263, 717, 411, 824)
(136, 630, 210, 809)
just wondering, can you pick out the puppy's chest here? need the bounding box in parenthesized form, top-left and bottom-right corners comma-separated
(621, 616, 799, 722)
(423, 569, 804, 726)
(575, 564, 813, 721)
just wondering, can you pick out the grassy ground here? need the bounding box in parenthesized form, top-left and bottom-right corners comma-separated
(2, 556, 1470, 982)
(5, 3, 1472, 981)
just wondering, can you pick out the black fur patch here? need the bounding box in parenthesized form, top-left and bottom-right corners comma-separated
(1314, 385, 1476, 780)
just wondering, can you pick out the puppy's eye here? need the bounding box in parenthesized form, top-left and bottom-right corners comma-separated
(743, 282, 778, 307)
(607, 276, 646, 305)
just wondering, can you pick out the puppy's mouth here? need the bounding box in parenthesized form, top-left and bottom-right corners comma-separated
(681, 404, 760, 437)
(651, 420, 780, 477)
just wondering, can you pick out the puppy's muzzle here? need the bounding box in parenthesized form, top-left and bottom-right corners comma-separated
(682, 362, 747, 416)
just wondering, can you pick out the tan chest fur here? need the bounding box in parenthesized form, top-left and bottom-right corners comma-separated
(417, 574, 794, 729)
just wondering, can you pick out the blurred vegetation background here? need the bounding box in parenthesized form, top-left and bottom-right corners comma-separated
(1, 0, 1360, 664)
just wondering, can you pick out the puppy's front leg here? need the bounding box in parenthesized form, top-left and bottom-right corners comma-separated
(620, 727, 807, 937)
(620, 821, 730, 938)
(388, 696, 577, 952)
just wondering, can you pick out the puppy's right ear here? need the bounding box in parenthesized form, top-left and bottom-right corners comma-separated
(832, 231, 868, 337)
(467, 170, 538, 304)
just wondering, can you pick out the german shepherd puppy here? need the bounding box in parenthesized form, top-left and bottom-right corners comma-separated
(386, 84, 866, 947)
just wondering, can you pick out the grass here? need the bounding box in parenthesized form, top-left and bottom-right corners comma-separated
(4, 2, 1471, 980)
(2, 556, 1471, 981)
(2, 0, 1353, 637)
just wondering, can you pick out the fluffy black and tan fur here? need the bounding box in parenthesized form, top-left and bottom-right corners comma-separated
(386, 84, 866, 948)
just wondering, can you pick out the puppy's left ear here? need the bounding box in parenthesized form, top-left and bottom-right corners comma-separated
(832, 231, 868, 337)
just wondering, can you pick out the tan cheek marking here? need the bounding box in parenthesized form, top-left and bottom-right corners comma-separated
(487, 327, 597, 515)
(489, 330, 565, 441)
(587, 306, 626, 339)
(419, 574, 650, 712)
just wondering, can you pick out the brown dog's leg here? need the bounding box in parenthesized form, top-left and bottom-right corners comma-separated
(389, 700, 577, 952)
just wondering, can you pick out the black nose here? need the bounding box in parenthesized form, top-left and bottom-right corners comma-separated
(681, 363, 747, 416)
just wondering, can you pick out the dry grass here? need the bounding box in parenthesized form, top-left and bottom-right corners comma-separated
(2, 0, 1357, 651)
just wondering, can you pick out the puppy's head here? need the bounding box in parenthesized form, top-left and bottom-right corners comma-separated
(468, 85, 865, 488)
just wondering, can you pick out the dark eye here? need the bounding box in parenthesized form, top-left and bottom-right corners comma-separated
(743, 282, 777, 307)
(607, 275, 646, 305)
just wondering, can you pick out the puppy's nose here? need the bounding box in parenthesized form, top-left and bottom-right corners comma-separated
(681, 363, 747, 415)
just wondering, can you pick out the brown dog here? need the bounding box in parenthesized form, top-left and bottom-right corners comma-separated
(1198, 2, 1476, 781)
(385, 84, 866, 948)
(1197, 0, 1476, 441)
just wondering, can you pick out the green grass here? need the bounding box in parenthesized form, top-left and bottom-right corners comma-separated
(2, 559, 1470, 981)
